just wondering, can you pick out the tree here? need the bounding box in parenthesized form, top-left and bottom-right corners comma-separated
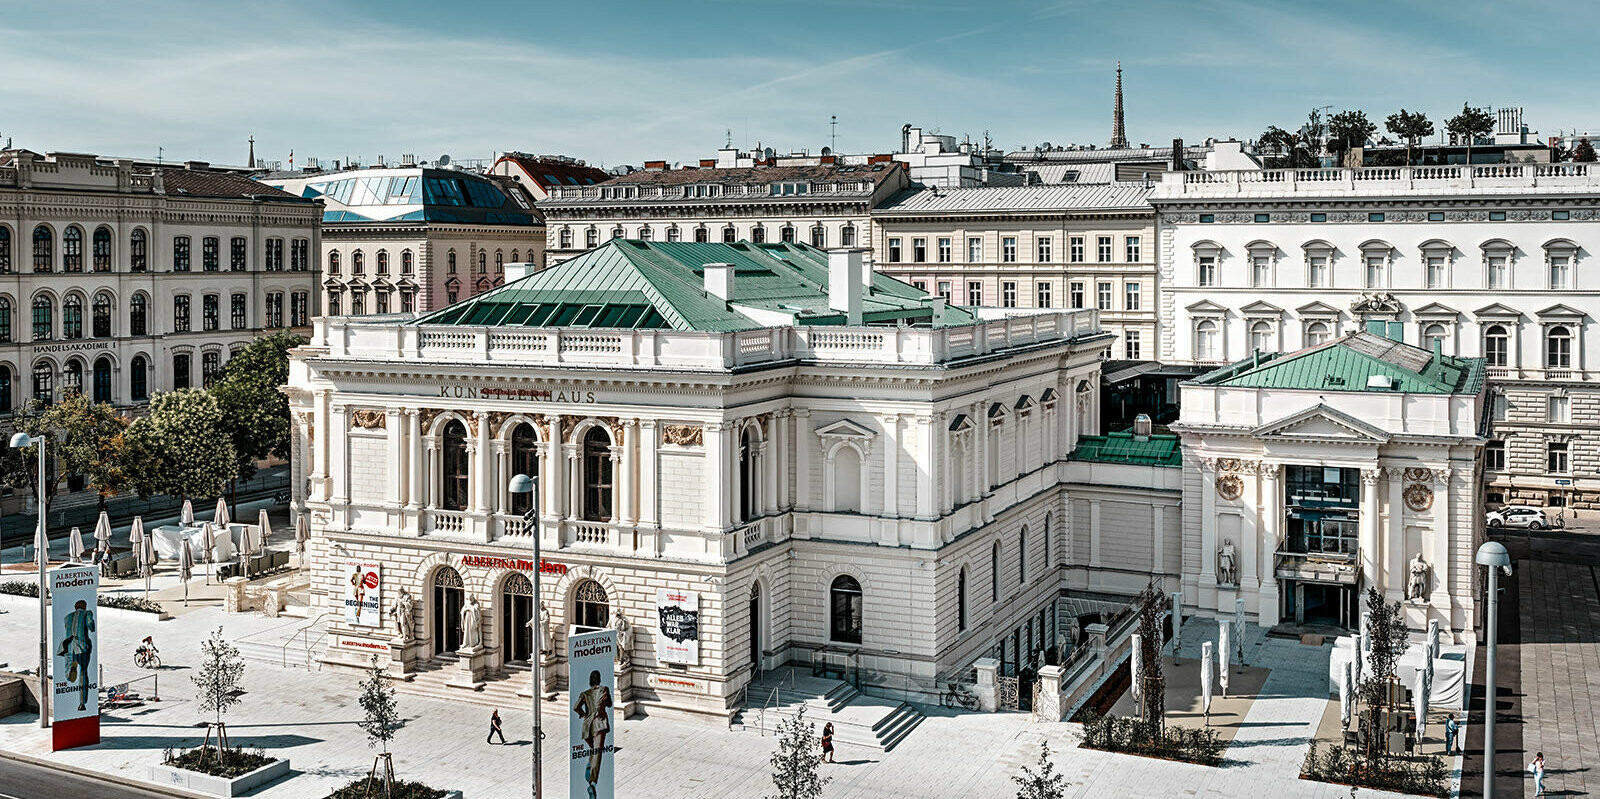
(123, 389, 236, 501)
(1445, 104, 1495, 167)
(1013, 741, 1068, 799)
(192, 627, 245, 758)
(1257, 126, 1297, 169)
(1385, 109, 1435, 166)
(1300, 108, 1327, 167)
(768, 704, 829, 799)
(1573, 138, 1597, 163)
(1356, 588, 1409, 759)
(30, 394, 129, 509)
(210, 331, 306, 484)
(1136, 585, 1166, 725)
(1328, 110, 1377, 165)
(358, 655, 406, 796)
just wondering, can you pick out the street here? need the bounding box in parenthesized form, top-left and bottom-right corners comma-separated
(0, 755, 177, 799)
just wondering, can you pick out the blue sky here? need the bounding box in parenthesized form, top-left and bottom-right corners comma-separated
(4, 0, 1596, 167)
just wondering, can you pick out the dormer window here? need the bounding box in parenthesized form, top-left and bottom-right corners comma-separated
(769, 182, 809, 196)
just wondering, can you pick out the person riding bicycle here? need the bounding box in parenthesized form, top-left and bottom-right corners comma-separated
(136, 636, 158, 658)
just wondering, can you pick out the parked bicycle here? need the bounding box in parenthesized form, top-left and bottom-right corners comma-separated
(941, 682, 979, 711)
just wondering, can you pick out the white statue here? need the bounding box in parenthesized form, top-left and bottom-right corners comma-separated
(539, 602, 554, 656)
(389, 587, 416, 642)
(1067, 616, 1081, 650)
(610, 611, 633, 668)
(1408, 552, 1430, 602)
(1217, 539, 1237, 586)
(460, 597, 483, 650)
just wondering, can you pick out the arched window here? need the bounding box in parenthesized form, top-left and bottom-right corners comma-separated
(1547, 325, 1572, 368)
(376, 250, 389, 274)
(582, 427, 614, 522)
(92, 357, 112, 404)
(31, 296, 52, 341)
(201, 351, 220, 387)
(841, 225, 857, 247)
(93, 293, 112, 338)
(1195, 319, 1219, 361)
(585, 229, 598, 248)
(610, 227, 624, 241)
(401, 250, 413, 274)
(0, 226, 11, 273)
(130, 355, 148, 401)
(638, 226, 653, 241)
(62, 296, 83, 340)
(510, 423, 539, 515)
(172, 352, 191, 390)
(750, 225, 766, 244)
(92, 227, 112, 272)
(832, 446, 861, 512)
(62, 226, 83, 272)
(352, 251, 365, 275)
(32, 225, 52, 273)
(0, 297, 11, 343)
(1484, 324, 1509, 367)
(495, 251, 504, 271)
(129, 228, 147, 272)
(501, 572, 536, 664)
(1249, 320, 1274, 353)
(739, 427, 758, 522)
(31, 362, 52, 405)
(1422, 323, 1447, 353)
(63, 360, 82, 396)
(991, 541, 1001, 601)
(441, 419, 469, 511)
(129, 294, 147, 336)
(1019, 526, 1029, 583)
(829, 575, 863, 644)
(511, 249, 520, 262)
(957, 567, 968, 632)
(478, 251, 487, 272)
(0, 365, 11, 413)
(666, 227, 680, 243)
(722, 225, 737, 244)
(573, 579, 609, 631)
(1305, 321, 1331, 347)
(328, 251, 341, 274)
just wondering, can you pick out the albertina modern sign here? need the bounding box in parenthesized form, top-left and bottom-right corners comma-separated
(51, 565, 100, 750)
(569, 628, 617, 799)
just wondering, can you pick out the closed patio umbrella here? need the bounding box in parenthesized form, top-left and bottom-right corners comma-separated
(1414, 667, 1429, 745)
(137, 521, 154, 599)
(257, 508, 273, 553)
(1218, 619, 1231, 697)
(1426, 619, 1440, 663)
(1340, 660, 1353, 730)
(1355, 629, 1368, 685)
(295, 513, 310, 570)
(1234, 597, 1247, 666)
(200, 521, 216, 584)
(1169, 591, 1183, 661)
(181, 499, 194, 528)
(1130, 633, 1143, 710)
(1200, 642, 1214, 726)
(213, 498, 229, 528)
(68, 526, 85, 563)
(179, 539, 193, 607)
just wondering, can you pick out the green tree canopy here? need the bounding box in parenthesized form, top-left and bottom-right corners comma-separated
(1573, 138, 1597, 163)
(1445, 103, 1495, 166)
(124, 389, 237, 500)
(210, 331, 307, 482)
(1385, 109, 1435, 165)
(1328, 110, 1377, 160)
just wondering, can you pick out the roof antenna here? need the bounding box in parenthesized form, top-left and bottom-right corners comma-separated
(830, 115, 838, 153)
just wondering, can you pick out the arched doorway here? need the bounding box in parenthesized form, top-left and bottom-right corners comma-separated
(572, 579, 609, 632)
(501, 572, 536, 665)
(749, 582, 762, 670)
(92, 356, 112, 404)
(432, 566, 465, 656)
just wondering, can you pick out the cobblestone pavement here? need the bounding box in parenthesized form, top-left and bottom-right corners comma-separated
(0, 597, 1424, 798)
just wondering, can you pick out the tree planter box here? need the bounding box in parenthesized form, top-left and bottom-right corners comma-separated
(147, 757, 291, 797)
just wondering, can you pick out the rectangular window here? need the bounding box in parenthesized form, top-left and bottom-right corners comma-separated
(1549, 395, 1571, 423)
(1549, 441, 1570, 473)
(913, 280, 927, 292)
(1070, 281, 1085, 309)
(265, 238, 284, 271)
(202, 294, 218, 331)
(1550, 256, 1570, 289)
(937, 238, 952, 263)
(912, 237, 927, 263)
(1125, 330, 1141, 359)
(173, 236, 191, 272)
(1002, 237, 1017, 263)
(1487, 255, 1508, 289)
(1365, 256, 1385, 288)
(291, 239, 309, 272)
(1310, 213, 1327, 223)
(937, 281, 952, 302)
(1125, 282, 1141, 310)
(376, 290, 390, 314)
(888, 238, 902, 263)
(1486, 441, 1506, 470)
(1198, 256, 1216, 287)
(265, 292, 284, 328)
(173, 354, 190, 390)
(1553, 210, 1571, 221)
(967, 237, 982, 263)
(1491, 393, 1508, 421)
(1037, 237, 1052, 263)
(1002, 282, 1017, 308)
(1036, 282, 1052, 308)
(1254, 213, 1270, 223)
(1426, 256, 1446, 289)
(1200, 214, 1215, 223)
(1308, 255, 1328, 288)
(1069, 236, 1084, 262)
(1097, 236, 1112, 262)
(291, 292, 309, 326)
(231, 294, 246, 329)
(1252, 256, 1271, 287)
(1125, 236, 1141, 263)
(1489, 211, 1507, 221)
(1096, 281, 1113, 310)
(967, 281, 983, 306)
(202, 237, 219, 271)
(1368, 212, 1385, 222)
(173, 294, 190, 332)
(1428, 212, 1445, 222)
(231, 237, 247, 271)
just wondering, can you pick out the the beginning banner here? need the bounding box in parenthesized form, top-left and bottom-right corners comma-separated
(569, 628, 616, 799)
(51, 565, 100, 749)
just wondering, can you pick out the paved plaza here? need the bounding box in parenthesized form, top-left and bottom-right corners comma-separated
(0, 588, 1443, 799)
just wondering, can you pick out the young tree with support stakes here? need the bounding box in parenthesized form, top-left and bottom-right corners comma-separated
(1356, 588, 1409, 760)
(768, 704, 829, 799)
(1385, 109, 1435, 166)
(1445, 104, 1495, 167)
(1013, 741, 1068, 799)
(192, 626, 246, 764)
(357, 655, 406, 797)
(1136, 583, 1166, 728)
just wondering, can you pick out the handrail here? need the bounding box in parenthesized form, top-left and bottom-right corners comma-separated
(280, 611, 336, 668)
(758, 668, 797, 736)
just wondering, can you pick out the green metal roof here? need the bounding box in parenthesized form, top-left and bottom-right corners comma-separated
(1192, 331, 1485, 395)
(415, 240, 975, 332)
(1070, 432, 1183, 467)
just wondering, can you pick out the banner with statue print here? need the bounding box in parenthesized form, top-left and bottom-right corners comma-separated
(569, 628, 616, 799)
(655, 588, 700, 665)
(51, 565, 100, 749)
(343, 562, 382, 627)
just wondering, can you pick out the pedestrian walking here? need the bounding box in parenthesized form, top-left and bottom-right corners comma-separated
(1444, 715, 1460, 755)
(1529, 751, 1546, 796)
(487, 709, 507, 745)
(820, 722, 835, 763)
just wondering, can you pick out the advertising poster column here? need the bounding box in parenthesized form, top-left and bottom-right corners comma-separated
(568, 628, 617, 799)
(50, 565, 99, 750)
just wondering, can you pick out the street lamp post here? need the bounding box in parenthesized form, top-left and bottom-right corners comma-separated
(509, 473, 542, 799)
(11, 431, 48, 729)
(1476, 540, 1512, 799)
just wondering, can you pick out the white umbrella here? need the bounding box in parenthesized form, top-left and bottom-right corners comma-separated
(295, 513, 310, 571)
(68, 526, 85, 563)
(1130, 633, 1144, 710)
(1355, 629, 1368, 685)
(1339, 660, 1353, 729)
(200, 521, 216, 584)
(257, 508, 273, 553)
(214, 498, 229, 528)
(1414, 667, 1429, 746)
(179, 539, 194, 607)
(138, 524, 155, 599)
(181, 499, 194, 528)
(1200, 642, 1214, 726)
(1218, 619, 1231, 697)
(1170, 591, 1183, 660)
(93, 511, 112, 552)
(1234, 597, 1247, 665)
(1426, 619, 1440, 663)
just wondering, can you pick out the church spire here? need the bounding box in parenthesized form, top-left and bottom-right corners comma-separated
(1110, 61, 1129, 150)
(247, 134, 256, 169)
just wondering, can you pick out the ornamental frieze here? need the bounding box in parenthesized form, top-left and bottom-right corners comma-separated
(349, 409, 386, 430)
(662, 424, 704, 447)
(1403, 484, 1435, 513)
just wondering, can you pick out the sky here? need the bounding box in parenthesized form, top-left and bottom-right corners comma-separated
(3, 0, 1597, 168)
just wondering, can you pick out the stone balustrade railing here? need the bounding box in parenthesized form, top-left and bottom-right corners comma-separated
(1158, 162, 1599, 196)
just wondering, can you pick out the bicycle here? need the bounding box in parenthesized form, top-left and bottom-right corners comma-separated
(134, 648, 161, 669)
(940, 682, 979, 711)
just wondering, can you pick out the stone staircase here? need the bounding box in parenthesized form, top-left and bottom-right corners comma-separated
(233, 614, 332, 670)
(734, 667, 926, 752)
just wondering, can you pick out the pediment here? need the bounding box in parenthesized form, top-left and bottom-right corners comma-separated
(1186, 299, 1229, 315)
(1251, 404, 1391, 445)
(1412, 302, 1459, 318)
(1474, 302, 1522, 319)
(1240, 300, 1284, 316)
(815, 419, 876, 440)
(1296, 300, 1342, 317)
(1537, 303, 1585, 320)
(948, 413, 973, 432)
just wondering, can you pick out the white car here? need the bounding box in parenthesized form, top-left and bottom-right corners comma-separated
(1485, 506, 1555, 529)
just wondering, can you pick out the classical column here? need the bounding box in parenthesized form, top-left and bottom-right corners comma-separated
(387, 407, 404, 506)
(881, 414, 900, 518)
(762, 415, 778, 515)
(543, 414, 563, 520)
(463, 439, 481, 514)
(424, 441, 439, 509)
(1432, 468, 1452, 614)
(565, 442, 580, 521)
(704, 422, 729, 532)
(1199, 458, 1218, 588)
(1360, 468, 1382, 591)
(491, 440, 508, 513)
(406, 410, 423, 510)
(1259, 463, 1282, 620)
(473, 411, 491, 513)
(638, 420, 658, 528)
(330, 405, 349, 503)
(940, 427, 956, 516)
(1089, 499, 1103, 568)
(312, 390, 332, 500)
(1386, 466, 1405, 603)
(621, 419, 638, 525)
(771, 411, 788, 511)
(727, 420, 742, 524)
(916, 414, 935, 519)
(610, 442, 628, 527)
(794, 409, 812, 512)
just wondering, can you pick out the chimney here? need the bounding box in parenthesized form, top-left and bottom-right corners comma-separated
(828, 249, 863, 325)
(926, 295, 947, 326)
(860, 252, 875, 288)
(1133, 414, 1153, 441)
(644, 160, 668, 171)
(703, 262, 734, 301)
(184, 160, 210, 171)
(1171, 138, 1185, 171)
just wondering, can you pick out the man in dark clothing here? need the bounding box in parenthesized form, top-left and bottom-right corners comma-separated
(487, 709, 507, 744)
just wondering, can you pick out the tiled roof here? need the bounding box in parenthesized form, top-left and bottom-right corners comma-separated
(1071, 431, 1182, 467)
(160, 168, 300, 201)
(1192, 331, 1486, 395)
(497, 154, 611, 189)
(601, 162, 904, 188)
(416, 240, 973, 333)
(874, 184, 1152, 214)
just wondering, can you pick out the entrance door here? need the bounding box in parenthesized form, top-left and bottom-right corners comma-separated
(749, 583, 762, 670)
(432, 567, 464, 656)
(502, 573, 536, 665)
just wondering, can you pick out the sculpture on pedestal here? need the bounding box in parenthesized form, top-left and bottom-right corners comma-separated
(610, 611, 633, 668)
(1217, 539, 1237, 586)
(1066, 616, 1081, 650)
(460, 597, 483, 649)
(389, 587, 415, 642)
(539, 602, 554, 656)
(1407, 552, 1430, 602)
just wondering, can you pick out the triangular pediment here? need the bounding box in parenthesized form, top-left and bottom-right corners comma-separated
(948, 414, 973, 432)
(1251, 404, 1391, 445)
(814, 419, 876, 439)
(1537, 303, 1585, 320)
(1474, 302, 1521, 319)
(1412, 302, 1459, 318)
(1186, 299, 1228, 315)
(1240, 300, 1284, 316)
(1296, 300, 1342, 317)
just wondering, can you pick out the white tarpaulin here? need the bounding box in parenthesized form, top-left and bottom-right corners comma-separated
(1329, 635, 1465, 707)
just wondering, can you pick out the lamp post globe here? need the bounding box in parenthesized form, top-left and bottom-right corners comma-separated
(507, 473, 543, 799)
(11, 430, 48, 728)
(1476, 539, 1512, 799)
